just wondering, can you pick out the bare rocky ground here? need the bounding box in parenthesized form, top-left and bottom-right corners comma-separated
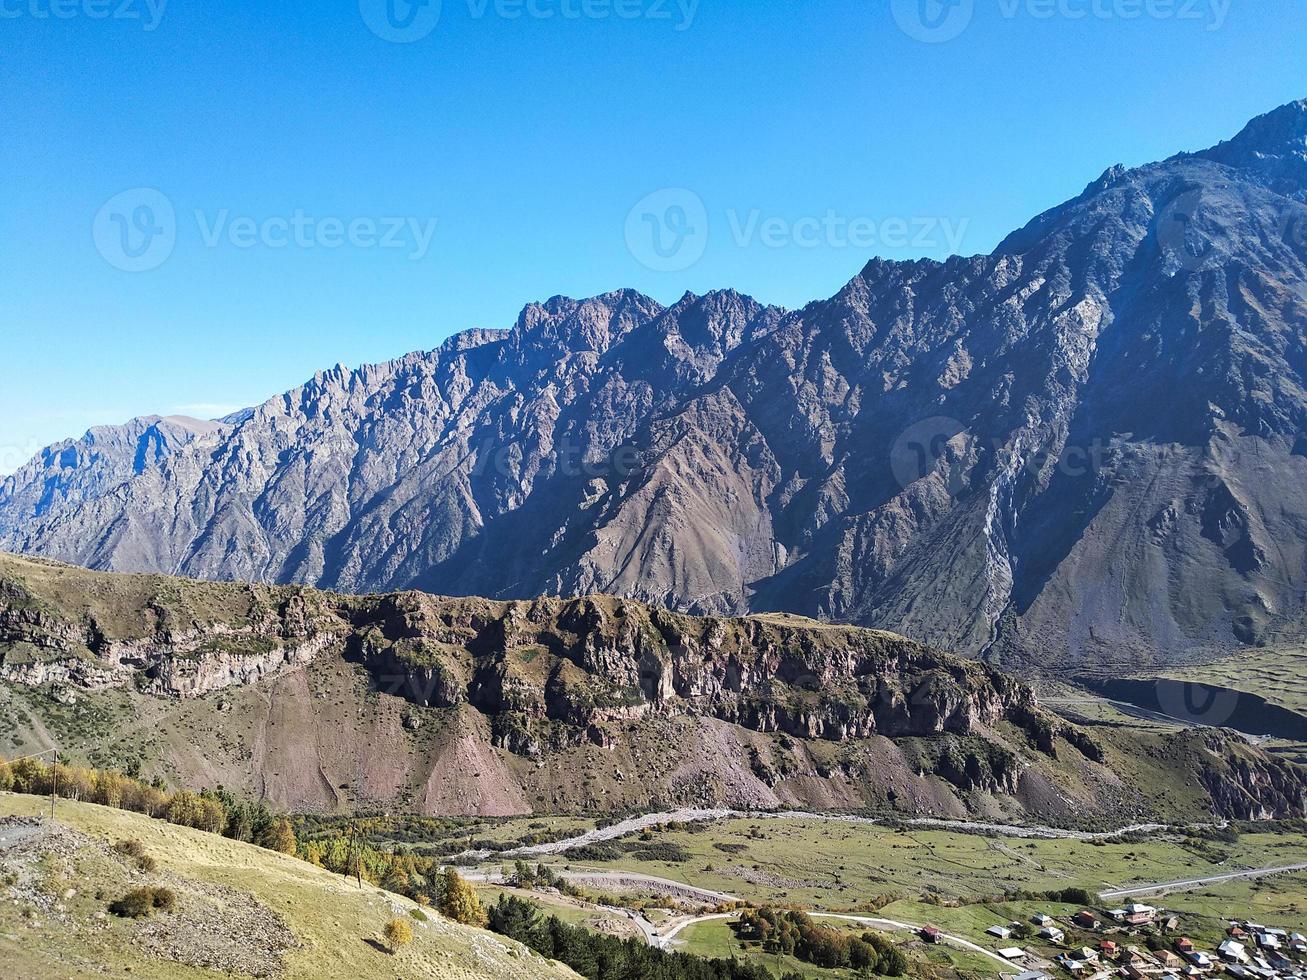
(0, 815, 298, 978)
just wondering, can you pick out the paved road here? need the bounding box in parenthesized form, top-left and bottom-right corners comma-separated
(1100, 862, 1307, 899)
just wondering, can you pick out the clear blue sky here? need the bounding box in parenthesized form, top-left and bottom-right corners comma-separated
(2, 0, 1305, 473)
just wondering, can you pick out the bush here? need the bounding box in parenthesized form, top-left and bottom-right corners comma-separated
(112, 839, 146, 860)
(109, 886, 176, 918)
(150, 887, 177, 912)
(383, 917, 413, 951)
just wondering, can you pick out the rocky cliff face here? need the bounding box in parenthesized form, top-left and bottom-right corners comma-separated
(343, 592, 1036, 744)
(4, 554, 1304, 821)
(3, 102, 1307, 669)
(0, 554, 1033, 742)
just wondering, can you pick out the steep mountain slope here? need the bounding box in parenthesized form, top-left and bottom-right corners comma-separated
(2, 554, 1304, 824)
(3, 101, 1306, 668)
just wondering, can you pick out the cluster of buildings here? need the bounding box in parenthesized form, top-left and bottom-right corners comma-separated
(996, 907, 1307, 980)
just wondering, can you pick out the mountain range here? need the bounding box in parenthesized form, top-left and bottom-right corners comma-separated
(4, 99, 1307, 671)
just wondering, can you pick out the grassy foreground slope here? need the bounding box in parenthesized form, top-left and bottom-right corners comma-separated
(0, 792, 578, 980)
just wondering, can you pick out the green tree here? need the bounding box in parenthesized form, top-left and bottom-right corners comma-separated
(487, 894, 540, 943)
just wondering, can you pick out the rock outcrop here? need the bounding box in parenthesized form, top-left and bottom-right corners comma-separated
(4, 552, 1306, 823)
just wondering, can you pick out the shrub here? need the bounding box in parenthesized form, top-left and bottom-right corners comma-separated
(150, 887, 177, 912)
(384, 917, 413, 951)
(108, 888, 155, 918)
(112, 839, 146, 860)
(109, 886, 176, 917)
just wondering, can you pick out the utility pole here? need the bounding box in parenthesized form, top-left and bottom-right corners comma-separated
(347, 823, 363, 889)
(5, 748, 60, 823)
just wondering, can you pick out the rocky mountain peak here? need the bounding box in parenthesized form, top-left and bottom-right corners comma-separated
(1195, 97, 1307, 194)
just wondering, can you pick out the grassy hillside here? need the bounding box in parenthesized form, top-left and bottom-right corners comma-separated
(0, 792, 578, 980)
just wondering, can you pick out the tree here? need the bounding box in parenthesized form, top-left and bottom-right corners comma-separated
(437, 868, 486, 927)
(383, 917, 413, 952)
(382, 854, 416, 894)
(487, 894, 540, 943)
(258, 817, 298, 855)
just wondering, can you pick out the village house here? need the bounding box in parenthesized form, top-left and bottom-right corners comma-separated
(1122, 903, 1159, 926)
(1073, 910, 1102, 930)
(1039, 926, 1066, 943)
(1182, 948, 1214, 970)
(1220, 939, 1250, 964)
(1154, 949, 1183, 969)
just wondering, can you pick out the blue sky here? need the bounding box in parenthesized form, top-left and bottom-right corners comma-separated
(1, 0, 1305, 473)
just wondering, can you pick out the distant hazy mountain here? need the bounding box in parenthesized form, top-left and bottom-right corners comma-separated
(4, 100, 1306, 670)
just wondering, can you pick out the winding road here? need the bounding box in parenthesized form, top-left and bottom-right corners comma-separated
(466, 864, 1014, 965)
